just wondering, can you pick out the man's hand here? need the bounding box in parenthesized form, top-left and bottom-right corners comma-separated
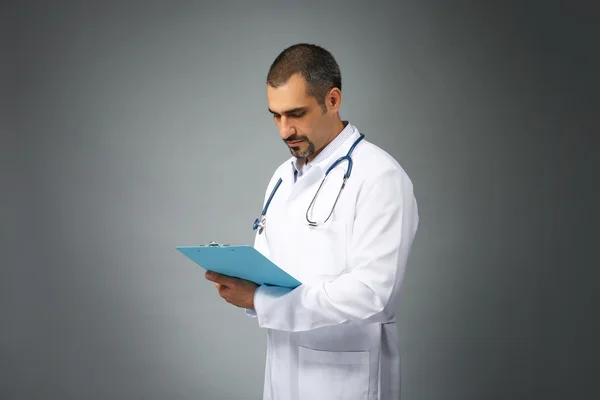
(205, 271, 259, 310)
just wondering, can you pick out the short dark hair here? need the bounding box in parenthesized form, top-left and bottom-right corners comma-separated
(267, 43, 341, 110)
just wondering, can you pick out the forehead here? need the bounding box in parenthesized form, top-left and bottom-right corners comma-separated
(267, 74, 315, 112)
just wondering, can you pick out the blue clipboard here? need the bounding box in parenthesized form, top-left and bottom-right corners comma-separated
(176, 243, 301, 289)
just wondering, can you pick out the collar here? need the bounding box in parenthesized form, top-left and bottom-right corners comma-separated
(291, 121, 356, 180)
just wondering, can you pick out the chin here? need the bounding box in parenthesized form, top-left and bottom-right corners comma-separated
(288, 141, 314, 159)
(294, 152, 312, 159)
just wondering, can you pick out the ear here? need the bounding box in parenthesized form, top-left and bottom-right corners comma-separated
(326, 88, 342, 112)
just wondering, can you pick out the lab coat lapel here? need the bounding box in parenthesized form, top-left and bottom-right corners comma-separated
(281, 160, 296, 200)
(286, 165, 324, 203)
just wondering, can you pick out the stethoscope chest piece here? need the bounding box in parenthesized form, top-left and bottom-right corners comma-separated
(253, 215, 266, 234)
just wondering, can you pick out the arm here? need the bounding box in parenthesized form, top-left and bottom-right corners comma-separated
(253, 168, 419, 332)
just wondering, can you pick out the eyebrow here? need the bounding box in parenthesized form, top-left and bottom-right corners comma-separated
(268, 107, 307, 116)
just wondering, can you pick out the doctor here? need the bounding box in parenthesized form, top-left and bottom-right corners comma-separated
(205, 43, 419, 400)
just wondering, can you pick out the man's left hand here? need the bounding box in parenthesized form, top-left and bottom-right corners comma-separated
(205, 271, 258, 310)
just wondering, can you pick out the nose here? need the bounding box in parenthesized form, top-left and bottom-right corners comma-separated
(277, 116, 296, 140)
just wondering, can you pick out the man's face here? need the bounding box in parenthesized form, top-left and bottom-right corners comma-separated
(267, 74, 334, 161)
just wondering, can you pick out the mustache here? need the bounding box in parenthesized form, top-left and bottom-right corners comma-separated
(285, 135, 307, 142)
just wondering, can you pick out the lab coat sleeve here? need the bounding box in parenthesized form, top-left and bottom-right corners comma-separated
(253, 167, 419, 332)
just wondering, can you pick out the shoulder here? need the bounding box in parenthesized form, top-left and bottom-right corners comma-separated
(348, 138, 418, 225)
(353, 138, 415, 192)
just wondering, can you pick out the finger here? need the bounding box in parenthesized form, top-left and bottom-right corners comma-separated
(205, 271, 217, 281)
(206, 271, 235, 286)
(205, 271, 225, 285)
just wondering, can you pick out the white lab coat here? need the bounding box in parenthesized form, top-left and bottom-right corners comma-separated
(247, 123, 419, 400)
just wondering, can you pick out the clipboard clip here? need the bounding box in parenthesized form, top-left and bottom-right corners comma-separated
(205, 241, 230, 247)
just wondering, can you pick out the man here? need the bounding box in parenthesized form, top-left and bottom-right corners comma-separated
(205, 43, 419, 400)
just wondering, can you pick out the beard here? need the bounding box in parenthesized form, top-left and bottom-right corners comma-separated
(285, 136, 315, 159)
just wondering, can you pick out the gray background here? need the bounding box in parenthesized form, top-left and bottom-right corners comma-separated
(1, 1, 597, 399)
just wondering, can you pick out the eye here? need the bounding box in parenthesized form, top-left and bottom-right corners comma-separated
(290, 111, 305, 118)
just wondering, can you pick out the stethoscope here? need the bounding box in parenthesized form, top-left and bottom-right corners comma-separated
(253, 133, 365, 233)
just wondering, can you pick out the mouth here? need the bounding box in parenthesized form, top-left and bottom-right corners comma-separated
(287, 140, 304, 146)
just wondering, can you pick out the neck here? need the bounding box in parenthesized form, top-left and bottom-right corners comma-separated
(305, 119, 347, 163)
